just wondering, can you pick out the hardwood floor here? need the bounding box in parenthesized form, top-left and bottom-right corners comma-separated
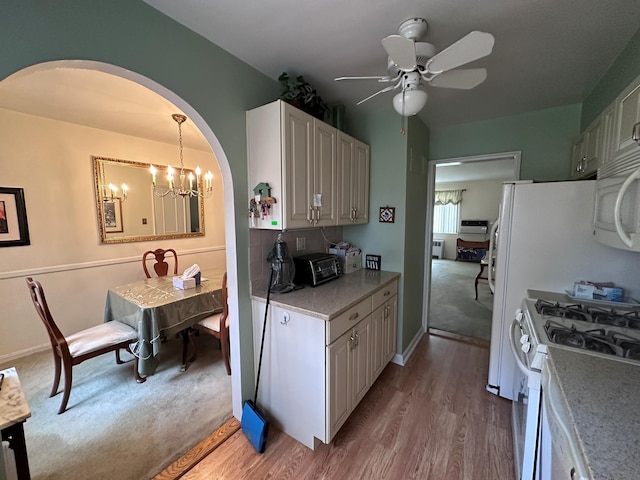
(159, 333, 513, 479)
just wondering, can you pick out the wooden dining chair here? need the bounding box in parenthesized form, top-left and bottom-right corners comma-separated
(192, 272, 231, 375)
(142, 248, 178, 278)
(25, 277, 141, 414)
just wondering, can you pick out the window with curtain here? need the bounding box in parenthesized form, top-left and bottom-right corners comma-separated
(433, 189, 463, 234)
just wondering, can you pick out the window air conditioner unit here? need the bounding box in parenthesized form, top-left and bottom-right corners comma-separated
(459, 220, 488, 234)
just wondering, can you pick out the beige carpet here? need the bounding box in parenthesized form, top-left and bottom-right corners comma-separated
(429, 259, 493, 340)
(0, 334, 232, 480)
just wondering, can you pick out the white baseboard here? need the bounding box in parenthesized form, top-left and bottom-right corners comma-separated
(0, 343, 49, 364)
(390, 327, 425, 366)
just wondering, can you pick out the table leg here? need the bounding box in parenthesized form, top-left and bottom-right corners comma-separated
(180, 328, 198, 372)
(2, 422, 31, 480)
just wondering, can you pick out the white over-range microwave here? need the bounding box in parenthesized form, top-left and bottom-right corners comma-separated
(594, 165, 640, 251)
(593, 75, 640, 252)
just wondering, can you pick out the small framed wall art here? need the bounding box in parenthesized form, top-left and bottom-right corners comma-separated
(379, 206, 395, 223)
(0, 187, 30, 247)
(103, 198, 123, 233)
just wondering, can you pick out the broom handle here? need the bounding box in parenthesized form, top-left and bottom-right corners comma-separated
(254, 267, 273, 404)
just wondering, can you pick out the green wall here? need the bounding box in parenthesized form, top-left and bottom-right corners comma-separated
(345, 112, 430, 355)
(429, 104, 582, 181)
(1, 0, 280, 400)
(402, 116, 429, 349)
(345, 111, 408, 352)
(581, 26, 640, 130)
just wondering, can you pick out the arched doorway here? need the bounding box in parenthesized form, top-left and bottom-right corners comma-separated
(0, 60, 242, 475)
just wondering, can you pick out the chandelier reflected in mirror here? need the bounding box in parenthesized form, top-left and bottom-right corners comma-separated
(150, 113, 213, 198)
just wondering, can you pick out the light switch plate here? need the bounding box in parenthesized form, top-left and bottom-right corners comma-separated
(296, 237, 306, 251)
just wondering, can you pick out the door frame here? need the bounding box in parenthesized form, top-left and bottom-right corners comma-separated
(421, 151, 521, 333)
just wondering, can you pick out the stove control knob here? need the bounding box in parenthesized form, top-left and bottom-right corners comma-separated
(520, 334, 529, 344)
(521, 342, 531, 353)
(515, 309, 523, 322)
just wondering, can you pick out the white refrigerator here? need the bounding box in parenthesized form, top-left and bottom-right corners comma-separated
(486, 180, 640, 400)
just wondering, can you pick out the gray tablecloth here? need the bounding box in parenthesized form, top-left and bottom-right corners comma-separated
(104, 270, 224, 376)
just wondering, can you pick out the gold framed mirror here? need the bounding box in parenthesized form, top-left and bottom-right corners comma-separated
(93, 156, 205, 244)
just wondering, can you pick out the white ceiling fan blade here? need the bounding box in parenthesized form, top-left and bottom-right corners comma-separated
(356, 84, 399, 105)
(382, 35, 417, 71)
(335, 75, 396, 83)
(426, 31, 495, 74)
(429, 68, 487, 89)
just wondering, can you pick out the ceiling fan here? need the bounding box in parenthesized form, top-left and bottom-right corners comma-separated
(335, 18, 495, 118)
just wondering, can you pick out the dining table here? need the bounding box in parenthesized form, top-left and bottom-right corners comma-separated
(104, 269, 225, 378)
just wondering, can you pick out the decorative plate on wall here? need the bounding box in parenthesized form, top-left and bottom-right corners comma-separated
(379, 206, 395, 223)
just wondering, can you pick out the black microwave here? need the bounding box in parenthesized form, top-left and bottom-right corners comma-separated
(293, 253, 340, 287)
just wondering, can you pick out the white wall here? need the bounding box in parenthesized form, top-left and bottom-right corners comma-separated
(434, 179, 503, 259)
(0, 109, 226, 360)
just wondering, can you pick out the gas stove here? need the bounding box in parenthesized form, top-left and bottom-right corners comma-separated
(522, 298, 640, 366)
(535, 299, 640, 329)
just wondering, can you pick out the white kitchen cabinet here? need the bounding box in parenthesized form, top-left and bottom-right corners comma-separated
(611, 75, 640, 165)
(598, 74, 640, 179)
(247, 100, 368, 229)
(337, 132, 370, 225)
(370, 281, 398, 380)
(312, 120, 338, 226)
(250, 278, 398, 449)
(570, 115, 601, 179)
(327, 315, 371, 439)
(598, 103, 616, 171)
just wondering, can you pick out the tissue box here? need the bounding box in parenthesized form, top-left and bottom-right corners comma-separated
(173, 276, 196, 290)
(573, 282, 623, 302)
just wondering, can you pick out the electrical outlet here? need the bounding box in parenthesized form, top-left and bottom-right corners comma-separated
(296, 237, 306, 251)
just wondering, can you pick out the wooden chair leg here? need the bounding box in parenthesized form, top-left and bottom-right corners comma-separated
(221, 339, 231, 376)
(115, 349, 124, 364)
(51, 354, 62, 397)
(58, 361, 73, 414)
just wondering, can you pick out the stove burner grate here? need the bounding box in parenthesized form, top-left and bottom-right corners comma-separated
(535, 300, 590, 322)
(543, 320, 631, 358)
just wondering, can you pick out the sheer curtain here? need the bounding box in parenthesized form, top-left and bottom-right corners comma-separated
(433, 190, 463, 234)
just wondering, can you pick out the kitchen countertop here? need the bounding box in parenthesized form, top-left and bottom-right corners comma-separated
(545, 347, 640, 479)
(251, 269, 400, 320)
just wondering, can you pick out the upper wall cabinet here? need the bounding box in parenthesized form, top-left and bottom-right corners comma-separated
(247, 100, 369, 230)
(570, 115, 601, 179)
(597, 73, 640, 179)
(337, 132, 370, 225)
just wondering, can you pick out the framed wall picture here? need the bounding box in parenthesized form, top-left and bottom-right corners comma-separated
(0, 187, 30, 247)
(103, 198, 123, 233)
(379, 206, 395, 223)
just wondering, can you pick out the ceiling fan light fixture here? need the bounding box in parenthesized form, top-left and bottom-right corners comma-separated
(393, 88, 427, 116)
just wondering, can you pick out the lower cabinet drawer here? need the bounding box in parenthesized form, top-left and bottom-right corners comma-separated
(372, 280, 398, 310)
(326, 297, 372, 344)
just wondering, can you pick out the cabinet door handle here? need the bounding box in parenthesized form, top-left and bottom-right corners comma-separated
(349, 334, 355, 349)
(632, 122, 640, 142)
(354, 332, 359, 346)
(383, 290, 391, 297)
(308, 205, 314, 224)
(349, 312, 359, 321)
